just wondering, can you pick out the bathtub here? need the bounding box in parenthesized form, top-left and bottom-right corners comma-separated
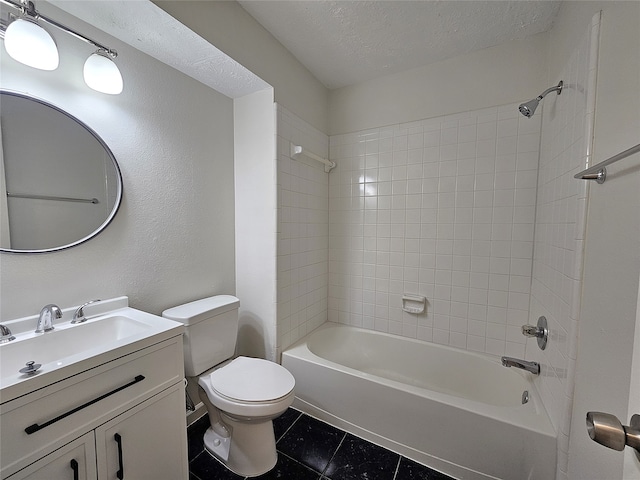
(282, 323, 556, 480)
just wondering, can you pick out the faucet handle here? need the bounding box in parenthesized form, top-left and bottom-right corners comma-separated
(72, 299, 101, 324)
(522, 324, 543, 337)
(521, 316, 548, 350)
(0, 324, 16, 343)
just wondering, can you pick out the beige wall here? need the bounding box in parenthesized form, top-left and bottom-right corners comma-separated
(328, 34, 549, 135)
(153, 0, 329, 134)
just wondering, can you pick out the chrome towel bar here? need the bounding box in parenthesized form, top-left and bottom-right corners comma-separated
(574, 142, 640, 184)
(6, 192, 99, 204)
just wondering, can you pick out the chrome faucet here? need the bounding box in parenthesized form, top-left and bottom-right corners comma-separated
(0, 324, 16, 343)
(72, 299, 101, 324)
(36, 304, 62, 333)
(501, 356, 540, 375)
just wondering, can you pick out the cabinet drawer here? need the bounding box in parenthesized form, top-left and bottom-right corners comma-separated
(1, 337, 183, 478)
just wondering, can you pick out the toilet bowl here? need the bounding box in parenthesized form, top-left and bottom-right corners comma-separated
(198, 356, 295, 476)
(162, 296, 296, 477)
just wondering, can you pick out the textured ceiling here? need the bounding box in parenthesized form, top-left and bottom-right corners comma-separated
(47, 1, 561, 96)
(238, 0, 562, 89)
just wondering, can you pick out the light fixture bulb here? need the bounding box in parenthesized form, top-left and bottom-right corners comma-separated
(4, 18, 59, 70)
(83, 51, 123, 95)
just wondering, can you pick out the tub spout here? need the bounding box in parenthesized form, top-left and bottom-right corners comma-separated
(501, 356, 540, 375)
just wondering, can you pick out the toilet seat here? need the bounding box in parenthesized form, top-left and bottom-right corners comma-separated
(211, 356, 295, 402)
(199, 357, 295, 417)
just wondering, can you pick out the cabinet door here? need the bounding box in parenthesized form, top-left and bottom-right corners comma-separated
(7, 432, 97, 480)
(95, 384, 188, 480)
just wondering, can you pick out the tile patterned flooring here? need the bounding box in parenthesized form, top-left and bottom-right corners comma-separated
(188, 408, 454, 480)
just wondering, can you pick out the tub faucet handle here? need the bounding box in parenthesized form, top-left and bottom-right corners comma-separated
(521, 316, 548, 350)
(522, 325, 542, 336)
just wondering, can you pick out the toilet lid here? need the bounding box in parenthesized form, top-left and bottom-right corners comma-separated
(210, 357, 295, 402)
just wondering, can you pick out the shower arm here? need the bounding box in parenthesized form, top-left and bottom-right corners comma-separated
(537, 81, 563, 100)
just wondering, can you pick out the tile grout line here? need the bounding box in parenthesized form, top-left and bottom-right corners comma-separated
(391, 456, 402, 480)
(276, 450, 322, 478)
(319, 431, 348, 478)
(275, 410, 304, 443)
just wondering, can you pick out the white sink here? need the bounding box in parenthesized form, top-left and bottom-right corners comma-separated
(0, 297, 184, 401)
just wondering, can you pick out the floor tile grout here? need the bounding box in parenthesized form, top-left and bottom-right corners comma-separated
(391, 456, 402, 480)
(275, 409, 303, 444)
(319, 431, 347, 478)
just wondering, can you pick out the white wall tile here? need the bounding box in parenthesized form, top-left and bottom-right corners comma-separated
(276, 105, 329, 353)
(527, 16, 599, 478)
(328, 102, 540, 357)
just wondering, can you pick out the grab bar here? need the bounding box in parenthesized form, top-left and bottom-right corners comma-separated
(574, 143, 640, 184)
(290, 143, 336, 173)
(6, 192, 99, 204)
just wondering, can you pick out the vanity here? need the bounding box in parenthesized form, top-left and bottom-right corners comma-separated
(0, 297, 188, 480)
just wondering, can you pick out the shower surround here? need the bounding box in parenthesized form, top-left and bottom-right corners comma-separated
(328, 104, 541, 359)
(273, 17, 599, 480)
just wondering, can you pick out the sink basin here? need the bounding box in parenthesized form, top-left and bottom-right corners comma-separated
(0, 297, 184, 401)
(1, 316, 148, 376)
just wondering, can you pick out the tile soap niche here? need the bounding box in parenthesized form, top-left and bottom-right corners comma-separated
(402, 295, 426, 314)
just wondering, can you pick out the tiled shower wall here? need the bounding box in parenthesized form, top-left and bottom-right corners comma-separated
(328, 105, 541, 357)
(527, 14, 599, 480)
(276, 105, 329, 356)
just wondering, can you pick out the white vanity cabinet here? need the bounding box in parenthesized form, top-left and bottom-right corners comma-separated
(95, 383, 186, 480)
(6, 433, 97, 480)
(1, 335, 188, 480)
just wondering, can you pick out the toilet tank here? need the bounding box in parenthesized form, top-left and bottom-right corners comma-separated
(162, 295, 240, 377)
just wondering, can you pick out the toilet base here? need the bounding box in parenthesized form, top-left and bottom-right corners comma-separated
(203, 414, 278, 477)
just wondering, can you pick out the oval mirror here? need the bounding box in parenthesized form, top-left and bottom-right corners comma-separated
(0, 91, 122, 253)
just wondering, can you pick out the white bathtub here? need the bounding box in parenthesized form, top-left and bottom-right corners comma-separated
(282, 322, 556, 480)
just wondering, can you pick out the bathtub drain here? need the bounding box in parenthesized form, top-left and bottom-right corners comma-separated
(522, 390, 529, 404)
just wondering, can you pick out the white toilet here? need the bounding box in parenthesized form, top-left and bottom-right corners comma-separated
(162, 295, 295, 477)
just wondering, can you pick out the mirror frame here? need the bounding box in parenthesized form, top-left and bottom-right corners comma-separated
(0, 90, 123, 254)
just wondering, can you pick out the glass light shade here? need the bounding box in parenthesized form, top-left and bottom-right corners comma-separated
(83, 52, 123, 95)
(4, 18, 59, 70)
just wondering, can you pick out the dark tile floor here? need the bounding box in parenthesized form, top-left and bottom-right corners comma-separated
(188, 408, 454, 480)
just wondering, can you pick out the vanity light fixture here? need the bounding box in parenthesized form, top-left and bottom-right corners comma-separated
(83, 49, 123, 95)
(0, 0, 123, 94)
(3, 16, 58, 70)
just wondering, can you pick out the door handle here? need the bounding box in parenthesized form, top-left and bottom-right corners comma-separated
(586, 412, 640, 455)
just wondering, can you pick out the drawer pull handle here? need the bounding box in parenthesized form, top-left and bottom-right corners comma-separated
(115, 433, 124, 479)
(25, 375, 145, 434)
(70, 459, 79, 480)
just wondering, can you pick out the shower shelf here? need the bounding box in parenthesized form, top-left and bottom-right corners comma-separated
(402, 295, 426, 314)
(574, 142, 640, 184)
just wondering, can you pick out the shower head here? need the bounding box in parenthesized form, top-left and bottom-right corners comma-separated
(519, 98, 540, 118)
(518, 80, 564, 118)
